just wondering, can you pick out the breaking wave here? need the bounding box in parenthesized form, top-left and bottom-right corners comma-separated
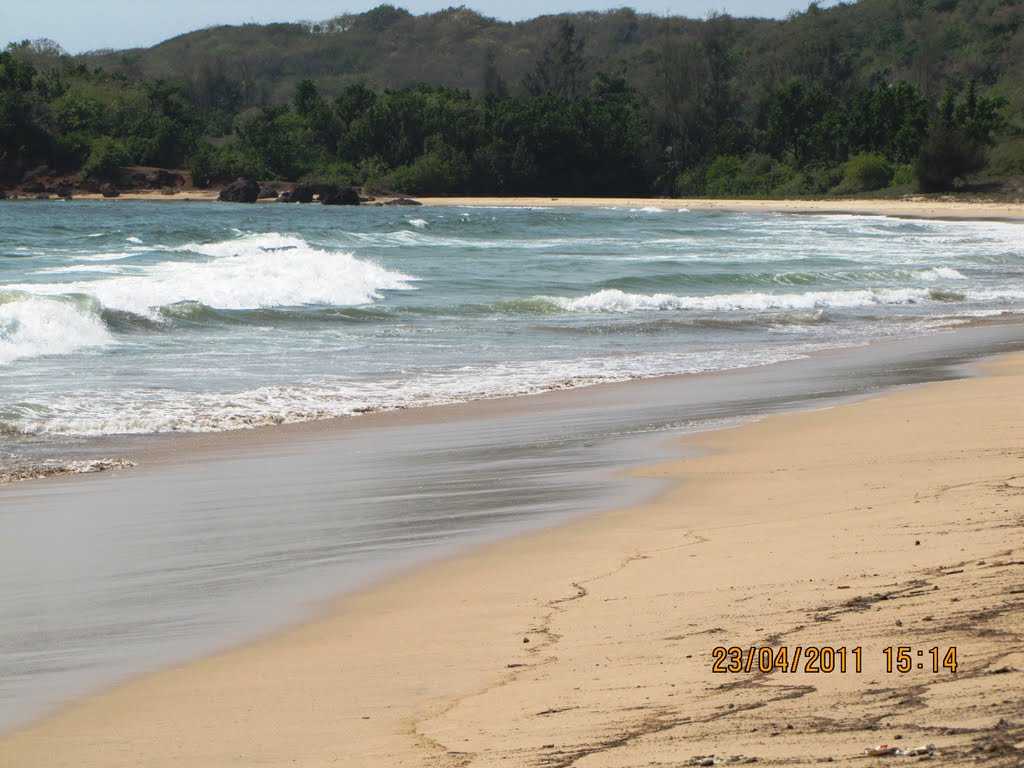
(6, 234, 416, 319)
(531, 287, 1024, 314)
(0, 292, 114, 365)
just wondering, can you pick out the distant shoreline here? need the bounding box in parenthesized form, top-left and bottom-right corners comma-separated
(13, 191, 1024, 221)
(415, 195, 1024, 221)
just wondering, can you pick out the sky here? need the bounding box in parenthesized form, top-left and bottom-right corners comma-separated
(1, 1, 828, 54)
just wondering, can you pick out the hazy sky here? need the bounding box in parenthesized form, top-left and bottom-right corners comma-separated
(2, 1, 827, 54)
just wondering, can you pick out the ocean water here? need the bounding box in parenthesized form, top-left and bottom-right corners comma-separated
(1, 201, 1023, 464)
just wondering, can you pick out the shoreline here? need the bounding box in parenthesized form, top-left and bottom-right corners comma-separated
(7, 193, 1024, 221)
(3, 343, 1024, 765)
(7, 313, 1023, 489)
(417, 195, 1024, 221)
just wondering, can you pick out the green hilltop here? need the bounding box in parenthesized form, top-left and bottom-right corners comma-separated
(2, 0, 1023, 198)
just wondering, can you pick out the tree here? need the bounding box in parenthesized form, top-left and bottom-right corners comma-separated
(524, 20, 586, 100)
(916, 82, 1006, 191)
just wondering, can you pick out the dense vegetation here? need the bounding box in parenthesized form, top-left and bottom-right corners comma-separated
(2, 0, 1023, 197)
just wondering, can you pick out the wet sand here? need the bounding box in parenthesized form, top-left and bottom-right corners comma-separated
(2, 326, 1023, 766)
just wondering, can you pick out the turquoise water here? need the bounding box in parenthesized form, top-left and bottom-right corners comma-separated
(1, 201, 1023, 455)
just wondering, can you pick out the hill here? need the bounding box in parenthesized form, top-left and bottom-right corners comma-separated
(2, 1, 1023, 198)
(72, 2, 1023, 122)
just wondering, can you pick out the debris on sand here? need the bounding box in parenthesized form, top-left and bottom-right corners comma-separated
(864, 743, 935, 757)
(685, 755, 758, 766)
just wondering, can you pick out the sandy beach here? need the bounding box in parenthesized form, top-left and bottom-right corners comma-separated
(3, 344, 1022, 766)
(418, 195, 1024, 221)
(46, 192, 1024, 221)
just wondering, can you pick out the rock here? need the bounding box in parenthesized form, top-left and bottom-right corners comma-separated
(385, 197, 423, 206)
(258, 185, 279, 200)
(121, 168, 184, 190)
(277, 190, 294, 203)
(152, 169, 183, 188)
(0, 190, 7, 200)
(290, 185, 316, 204)
(100, 183, 121, 198)
(321, 186, 361, 206)
(23, 181, 46, 194)
(21, 165, 49, 184)
(55, 184, 74, 199)
(218, 177, 260, 203)
(35, 193, 50, 200)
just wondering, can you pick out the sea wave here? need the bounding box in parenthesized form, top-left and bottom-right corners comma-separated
(531, 287, 1024, 314)
(4, 346, 817, 436)
(6, 234, 416, 318)
(0, 291, 114, 364)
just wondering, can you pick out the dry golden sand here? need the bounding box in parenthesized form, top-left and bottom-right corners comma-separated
(53, 192, 1024, 220)
(420, 196, 1024, 221)
(3, 356, 1024, 767)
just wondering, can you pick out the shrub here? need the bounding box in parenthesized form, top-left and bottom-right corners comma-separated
(916, 126, 986, 192)
(299, 161, 357, 188)
(703, 154, 798, 197)
(837, 153, 894, 193)
(891, 163, 916, 188)
(674, 167, 706, 197)
(703, 156, 745, 196)
(986, 139, 1024, 176)
(187, 143, 267, 187)
(386, 143, 470, 194)
(81, 136, 132, 181)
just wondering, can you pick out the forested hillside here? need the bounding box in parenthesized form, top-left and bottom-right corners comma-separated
(2, 0, 1023, 198)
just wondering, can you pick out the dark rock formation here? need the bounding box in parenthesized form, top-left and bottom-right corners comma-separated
(385, 197, 423, 206)
(100, 183, 121, 198)
(258, 185, 279, 200)
(321, 186, 361, 206)
(290, 185, 316, 203)
(218, 178, 260, 203)
(21, 166, 49, 185)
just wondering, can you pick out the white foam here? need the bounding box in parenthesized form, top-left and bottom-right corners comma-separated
(126, 236, 143, 244)
(9, 234, 416, 317)
(918, 267, 967, 281)
(34, 264, 129, 275)
(13, 345, 817, 436)
(543, 288, 942, 313)
(0, 294, 114, 365)
(407, 218, 428, 228)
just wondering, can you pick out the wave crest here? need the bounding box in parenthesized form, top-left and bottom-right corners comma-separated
(535, 287, 972, 314)
(0, 291, 114, 365)
(7, 234, 416, 318)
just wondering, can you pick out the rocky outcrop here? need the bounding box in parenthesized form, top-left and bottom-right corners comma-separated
(100, 183, 120, 198)
(289, 185, 316, 203)
(258, 185, 279, 200)
(218, 178, 260, 203)
(124, 168, 185, 190)
(385, 197, 423, 206)
(321, 186, 361, 205)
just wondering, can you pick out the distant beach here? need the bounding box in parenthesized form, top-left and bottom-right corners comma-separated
(54, 192, 1024, 221)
